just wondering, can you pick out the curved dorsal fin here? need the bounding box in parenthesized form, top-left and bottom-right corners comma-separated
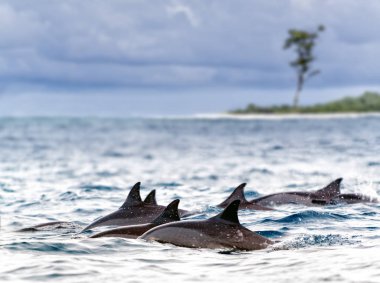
(120, 182, 142, 208)
(144, 190, 157, 205)
(214, 200, 240, 224)
(217, 183, 248, 207)
(315, 178, 342, 199)
(152, 199, 180, 225)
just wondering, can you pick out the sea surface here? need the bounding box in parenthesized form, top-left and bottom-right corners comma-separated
(1, 116, 380, 282)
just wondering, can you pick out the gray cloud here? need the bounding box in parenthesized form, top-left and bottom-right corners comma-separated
(0, 0, 380, 91)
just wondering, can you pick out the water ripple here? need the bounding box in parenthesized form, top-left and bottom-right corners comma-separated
(261, 210, 349, 224)
(1, 117, 380, 283)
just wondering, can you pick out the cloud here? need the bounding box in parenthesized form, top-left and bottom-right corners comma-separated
(167, 1, 200, 27)
(0, 0, 380, 92)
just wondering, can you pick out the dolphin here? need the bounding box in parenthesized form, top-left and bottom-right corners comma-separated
(16, 190, 158, 233)
(250, 178, 343, 206)
(139, 200, 274, 251)
(16, 221, 78, 232)
(217, 183, 273, 211)
(90, 199, 181, 238)
(81, 182, 190, 232)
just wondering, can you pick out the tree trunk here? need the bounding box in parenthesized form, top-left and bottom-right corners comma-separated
(293, 74, 304, 109)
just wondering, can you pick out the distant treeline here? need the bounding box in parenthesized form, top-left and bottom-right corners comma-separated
(231, 92, 380, 114)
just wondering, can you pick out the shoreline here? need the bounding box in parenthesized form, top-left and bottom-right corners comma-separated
(193, 112, 380, 120)
(1, 112, 380, 120)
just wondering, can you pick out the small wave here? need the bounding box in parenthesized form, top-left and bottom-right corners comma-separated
(143, 154, 154, 160)
(78, 185, 122, 192)
(261, 210, 348, 224)
(275, 234, 361, 250)
(17, 201, 41, 209)
(96, 171, 119, 178)
(73, 208, 104, 215)
(155, 182, 183, 187)
(256, 230, 286, 238)
(244, 191, 260, 198)
(248, 167, 273, 175)
(102, 150, 126, 158)
(270, 145, 284, 151)
(16, 221, 81, 233)
(367, 161, 380, 167)
(1, 187, 15, 193)
(3, 241, 93, 255)
(59, 191, 79, 201)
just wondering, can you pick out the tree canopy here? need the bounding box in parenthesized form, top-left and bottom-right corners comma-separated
(284, 25, 325, 108)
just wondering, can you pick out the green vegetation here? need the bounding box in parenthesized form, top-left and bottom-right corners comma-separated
(231, 92, 380, 114)
(284, 25, 325, 109)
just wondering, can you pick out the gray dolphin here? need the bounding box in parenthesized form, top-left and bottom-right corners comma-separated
(16, 221, 78, 232)
(250, 178, 343, 206)
(90, 199, 181, 238)
(81, 182, 190, 232)
(139, 200, 274, 251)
(81, 182, 166, 232)
(16, 190, 158, 233)
(217, 183, 273, 210)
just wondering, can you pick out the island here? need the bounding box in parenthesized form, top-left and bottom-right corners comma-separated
(230, 92, 380, 114)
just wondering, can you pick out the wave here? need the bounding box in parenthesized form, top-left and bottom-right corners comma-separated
(261, 210, 349, 224)
(78, 185, 122, 192)
(275, 234, 361, 250)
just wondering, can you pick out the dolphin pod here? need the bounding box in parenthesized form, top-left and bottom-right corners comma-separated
(81, 182, 192, 232)
(16, 186, 162, 233)
(90, 199, 181, 239)
(251, 178, 343, 206)
(217, 178, 343, 208)
(17, 178, 378, 251)
(251, 178, 378, 206)
(139, 200, 273, 251)
(218, 178, 378, 208)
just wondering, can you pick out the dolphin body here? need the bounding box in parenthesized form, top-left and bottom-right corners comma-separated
(17, 186, 161, 232)
(139, 200, 273, 251)
(81, 182, 190, 232)
(250, 178, 343, 206)
(90, 199, 181, 238)
(16, 221, 77, 232)
(217, 183, 273, 211)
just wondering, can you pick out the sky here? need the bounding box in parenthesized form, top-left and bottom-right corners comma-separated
(0, 0, 380, 116)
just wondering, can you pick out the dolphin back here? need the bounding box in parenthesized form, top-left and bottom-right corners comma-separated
(140, 200, 273, 251)
(143, 190, 158, 205)
(313, 178, 343, 200)
(217, 183, 248, 208)
(152, 199, 180, 225)
(120, 182, 143, 208)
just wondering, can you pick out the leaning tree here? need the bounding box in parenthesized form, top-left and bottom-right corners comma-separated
(284, 25, 325, 109)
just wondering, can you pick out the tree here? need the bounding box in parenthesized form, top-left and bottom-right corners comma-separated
(284, 25, 324, 109)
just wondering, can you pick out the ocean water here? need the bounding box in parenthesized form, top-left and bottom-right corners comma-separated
(1, 116, 380, 282)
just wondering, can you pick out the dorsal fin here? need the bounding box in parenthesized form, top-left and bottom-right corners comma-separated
(152, 199, 180, 225)
(315, 178, 342, 199)
(214, 200, 240, 224)
(120, 182, 142, 208)
(143, 190, 157, 205)
(217, 183, 248, 207)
